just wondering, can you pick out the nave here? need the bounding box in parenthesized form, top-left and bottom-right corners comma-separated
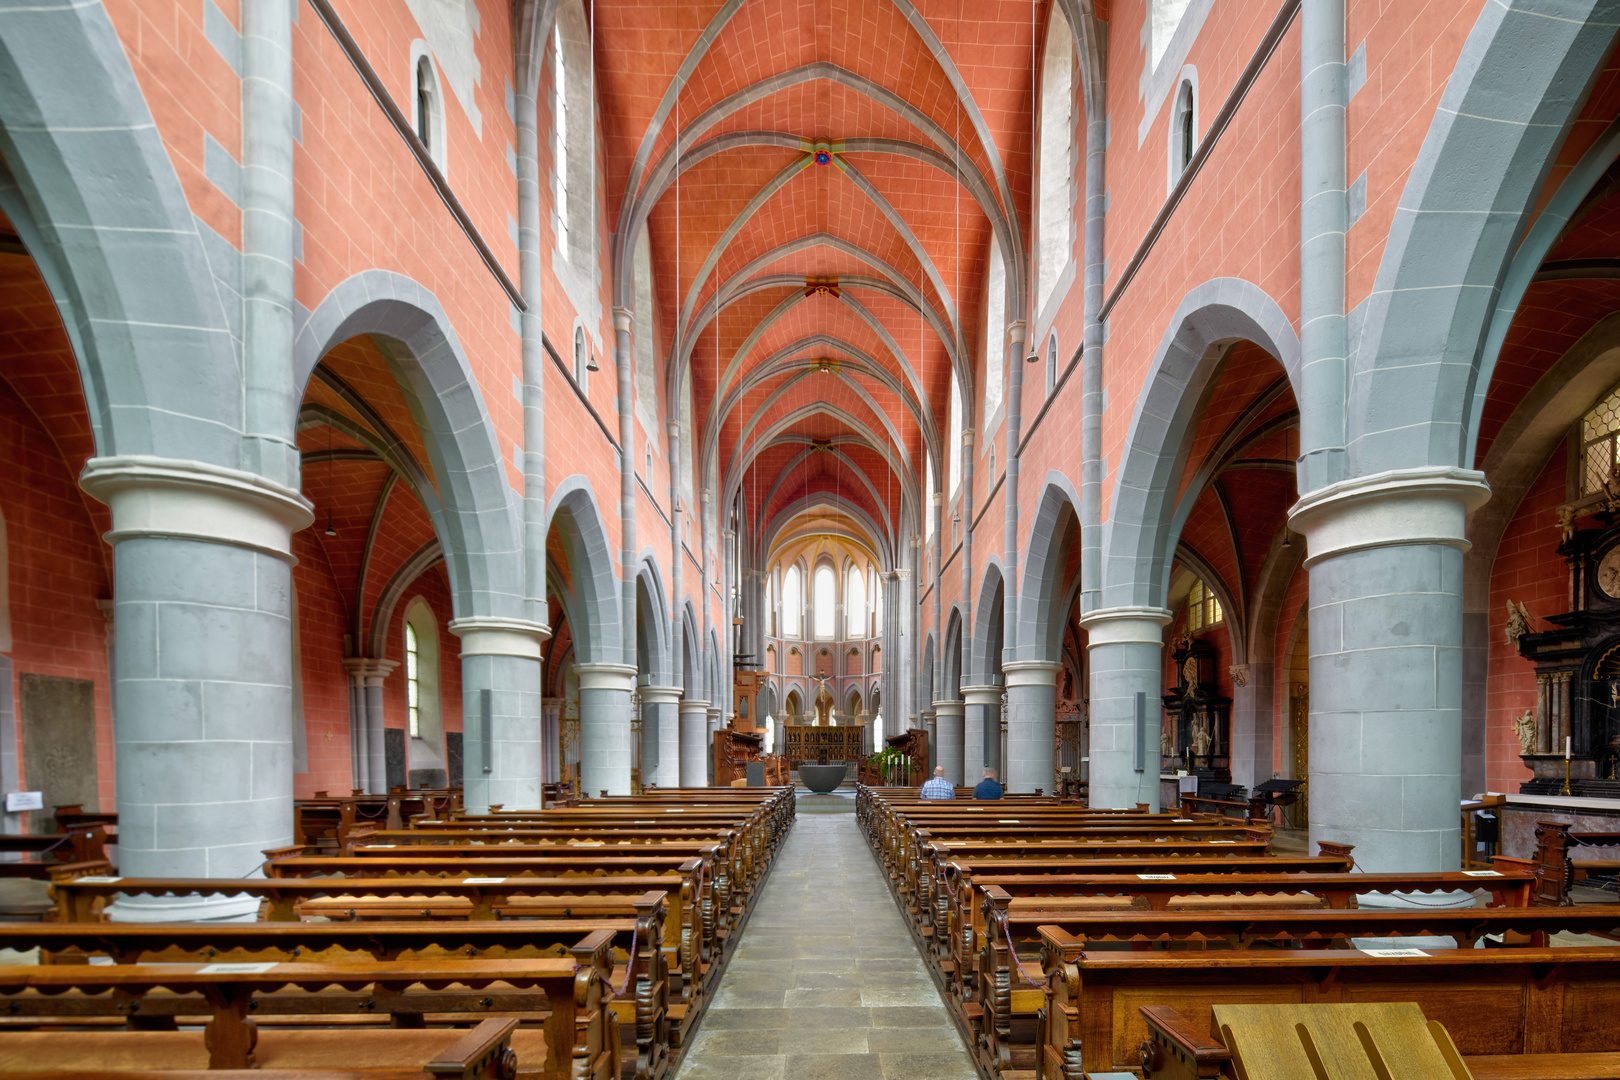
(675, 796, 975, 1080)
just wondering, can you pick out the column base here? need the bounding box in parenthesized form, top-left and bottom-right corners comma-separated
(106, 892, 261, 923)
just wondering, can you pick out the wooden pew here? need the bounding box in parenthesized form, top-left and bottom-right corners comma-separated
(936, 870, 1537, 996)
(1036, 934, 1620, 1079)
(0, 1017, 520, 1078)
(0, 901, 674, 1078)
(0, 957, 614, 1080)
(0, 824, 112, 877)
(46, 875, 710, 1010)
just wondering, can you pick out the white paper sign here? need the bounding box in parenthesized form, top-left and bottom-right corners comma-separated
(5, 791, 43, 812)
(365, 844, 397, 849)
(1462, 870, 1503, 877)
(1172, 818, 1195, 823)
(461, 877, 507, 885)
(998, 820, 1022, 824)
(1211, 840, 1237, 844)
(1360, 949, 1430, 958)
(1138, 874, 1177, 880)
(74, 876, 122, 884)
(198, 963, 278, 974)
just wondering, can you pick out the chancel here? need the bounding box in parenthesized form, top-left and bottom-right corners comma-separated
(5, 0, 1620, 1075)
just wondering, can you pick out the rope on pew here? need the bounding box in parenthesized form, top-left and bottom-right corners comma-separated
(992, 906, 1051, 985)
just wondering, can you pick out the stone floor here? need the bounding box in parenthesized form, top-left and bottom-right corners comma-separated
(675, 794, 976, 1080)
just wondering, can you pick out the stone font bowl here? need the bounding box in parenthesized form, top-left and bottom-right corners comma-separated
(798, 763, 847, 793)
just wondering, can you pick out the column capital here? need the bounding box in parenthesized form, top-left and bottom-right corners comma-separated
(666, 420, 681, 437)
(932, 699, 964, 716)
(1003, 660, 1060, 687)
(574, 662, 637, 691)
(80, 455, 314, 562)
(640, 685, 683, 706)
(1288, 466, 1490, 568)
(678, 699, 711, 715)
(611, 306, 633, 332)
(962, 428, 976, 448)
(1007, 319, 1027, 346)
(449, 617, 551, 660)
(961, 685, 1001, 707)
(889, 568, 910, 580)
(1079, 606, 1171, 646)
(343, 657, 399, 685)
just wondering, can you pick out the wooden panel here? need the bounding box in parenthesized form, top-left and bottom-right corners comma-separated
(1563, 979, 1620, 1052)
(1109, 986, 1304, 1071)
(1340, 980, 1525, 1055)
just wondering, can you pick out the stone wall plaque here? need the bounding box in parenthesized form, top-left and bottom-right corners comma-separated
(19, 675, 97, 831)
(384, 728, 406, 790)
(445, 732, 463, 785)
(408, 768, 447, 789)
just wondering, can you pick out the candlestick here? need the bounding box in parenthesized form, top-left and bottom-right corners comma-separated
(1562, 754, 1573, 796)
(1565, 736, 1571, 761)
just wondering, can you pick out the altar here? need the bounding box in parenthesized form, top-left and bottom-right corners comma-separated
(784, 724, 864, 764)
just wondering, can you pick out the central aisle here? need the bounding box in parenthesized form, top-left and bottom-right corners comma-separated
(676, 796, 977, 1080)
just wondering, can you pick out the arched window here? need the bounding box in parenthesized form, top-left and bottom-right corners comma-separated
(1582, 381, 1620, 495)
(410, 48, 445, 167)
(1036, 9, 1073, 314)
(1046, 334, 1059, 395)
(1187, 578, 1223, 632)
(846, 565, 866, 638)
(813, 565, 836, 639)
(573, 325, 588, 386)
(984, 240, 1005, 429)
(1170, 77, 1197, 187)
(782, 565, 803, 638)
(876, 571, 884, 634)
(403, 598, 442, 747)
(766, 573, 776, 636)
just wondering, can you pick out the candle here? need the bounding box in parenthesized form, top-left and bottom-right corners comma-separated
(1566, 736, 1572, 761)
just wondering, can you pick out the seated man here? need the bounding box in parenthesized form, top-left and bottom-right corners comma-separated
(919, 765, 955, 800)
(973, 768, 1003, 800)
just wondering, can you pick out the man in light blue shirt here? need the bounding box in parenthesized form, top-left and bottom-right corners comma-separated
(919, 766, 954, 800)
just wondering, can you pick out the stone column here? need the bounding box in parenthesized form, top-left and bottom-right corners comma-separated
(541, 699, 561, 784)
(707, 705, 723, 786)
(678, 699, 710, 787)
(1004, 660, 1060, 794)
(933, 699, 965, 785)
(1081, 607, 1171, 811)
(575, 661, 636, 797)
(1228, 662, 1274, 793)
(451, 618, 548, 812)
(81, 457, 313, 920)
(641, 685, 682, 788)
(1289, 467, 1490, 871)
(961, 685, 1000, 784)
(343, 658, 398, 794)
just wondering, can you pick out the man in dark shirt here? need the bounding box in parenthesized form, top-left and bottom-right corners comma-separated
(973, 768, 1003, 800)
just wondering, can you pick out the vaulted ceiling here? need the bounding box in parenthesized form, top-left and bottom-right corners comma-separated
(595, 0, 1046, 561)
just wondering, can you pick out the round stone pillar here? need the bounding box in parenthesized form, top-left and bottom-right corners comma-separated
(678, 699, 711, 787)
(575, 662, 636, 796)
(960, 685, 1000, 785)
(933, 700, 965, 785)
(450, 618, 549, 812)
(81, 456, 313, 921)
(1080, 606, 1171, 811)
(1289, 467, 1490, 872)
(1004, 661, 1060, 794)
(640, 685, 683, 788)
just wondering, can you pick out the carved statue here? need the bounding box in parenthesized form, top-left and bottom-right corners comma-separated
(1161, 725, 1174, 759)
(1504, 600, 1535, 646)
(1190, 715, 1212, 759)
(1604, 464, 1620, 515)
(1513, 709, 1538, 756)
(1556, 504, 1577, 543)
(1181, 653, 1200, 691)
